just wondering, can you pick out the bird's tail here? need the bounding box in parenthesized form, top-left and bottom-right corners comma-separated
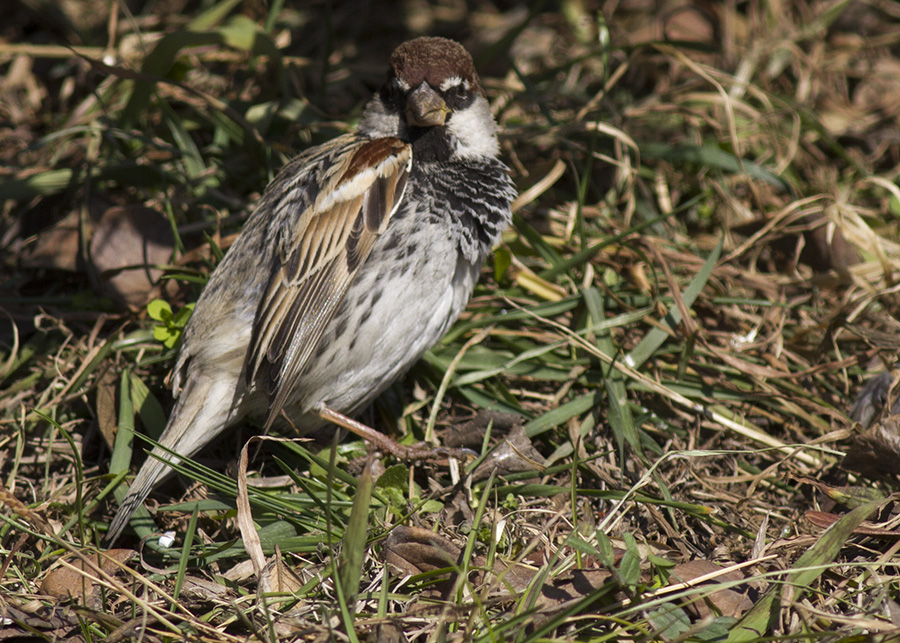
(106, 375, 239, 543)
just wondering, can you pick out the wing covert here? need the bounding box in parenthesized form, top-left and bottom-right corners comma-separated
(243, 137, 412, 428)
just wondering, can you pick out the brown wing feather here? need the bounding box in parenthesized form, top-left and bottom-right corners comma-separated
(244, 137, 412, 429)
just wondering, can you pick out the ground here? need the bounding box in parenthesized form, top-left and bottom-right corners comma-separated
(2, 0, 900, 641)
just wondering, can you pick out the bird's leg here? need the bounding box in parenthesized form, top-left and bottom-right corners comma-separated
(314, 403, 474, 462)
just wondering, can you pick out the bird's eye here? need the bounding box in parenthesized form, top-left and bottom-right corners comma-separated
(442, 83, 469, 107)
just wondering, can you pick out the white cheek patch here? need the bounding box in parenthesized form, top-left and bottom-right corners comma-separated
(447, 96, 500, 159)
(395, 77, 410, 92)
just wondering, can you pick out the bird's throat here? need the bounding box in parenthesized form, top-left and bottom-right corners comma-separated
(409, 125, 453, 163)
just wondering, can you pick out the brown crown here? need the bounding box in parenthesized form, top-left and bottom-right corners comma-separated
(390, 37, 483, 94)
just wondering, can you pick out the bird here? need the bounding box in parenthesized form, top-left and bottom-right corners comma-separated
(107, 37, 517, 542)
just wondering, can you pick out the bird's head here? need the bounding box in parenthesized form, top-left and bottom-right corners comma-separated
(362, 37, 500, 161)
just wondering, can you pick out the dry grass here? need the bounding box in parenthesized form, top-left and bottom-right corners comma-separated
(2, 0, 900, 641)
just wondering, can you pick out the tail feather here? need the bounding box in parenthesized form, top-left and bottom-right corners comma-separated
(106, 375, 239, 543)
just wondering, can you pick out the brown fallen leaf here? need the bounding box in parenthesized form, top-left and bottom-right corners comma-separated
(805, 511, 900, 537)
(472, 424, 547, 480)
(383, 525, 460, 578)
(383, 524, 539, 604)
(41, 549, 135, 605)
(21, 203, 175, 307)
(179, 575, 236, 602)
(441, 410, 524, 449)
(662, 5, 717, 45)
(531, 567, 616, 613)
(849, 368, 900, 429)
(731, 213, 859, 274)
(366, 622, 409, 643)
(95, 369, 118, 449)
(670, 559, 754, 618)
(260, 544, 306, 594)
(384, 525, 462, 601)
(90, 205, 175, 306)
(0, 602, 75, 638)
(383, 523, 754, 628)
(21, 216, 79, 272)
(844, 415, 900, 477)
(439, 411, 545, 479)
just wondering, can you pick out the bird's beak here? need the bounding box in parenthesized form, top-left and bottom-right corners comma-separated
(406, 82, 449, 127)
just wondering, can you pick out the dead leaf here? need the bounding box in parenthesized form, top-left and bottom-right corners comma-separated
(844, 415, 900, 477)
(236, 438, 267, 582)
(180, 575, 235, 601)
(539, 567, 615, 610)
(805, 511, 900, 537)
(383, 525, 607, 609)
(731, 213, 859, 274)
(90, 205, 174, 306)
(21, 203, 175, 307)
(0, 603, 73, 637)
(662, 5, 717, 45)
(95, 369, 118, 449)
(384, 525, 462, 600)
(800, 216, 859, 272)
(383, 526, 461, 578)
(366, 622, 409, 643)
(442, 410, 523, 449)
(41, 549, 135, 605)
(221, 557, 258, 583)
(260, 544, 305, 594)
(438, 411, 544, 479)
(21, 209, 80, 272)
(850, 368, 900, 429)
(472, 424, 547, 480)
(671, 559, 754, 618)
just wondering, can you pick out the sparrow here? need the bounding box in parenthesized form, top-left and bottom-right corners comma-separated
(107, 37, 517, 542)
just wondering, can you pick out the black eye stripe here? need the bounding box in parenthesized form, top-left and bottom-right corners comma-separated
(442, 87, 473, 110)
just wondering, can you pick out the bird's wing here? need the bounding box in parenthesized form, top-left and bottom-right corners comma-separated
(244, 137, 412, 428)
